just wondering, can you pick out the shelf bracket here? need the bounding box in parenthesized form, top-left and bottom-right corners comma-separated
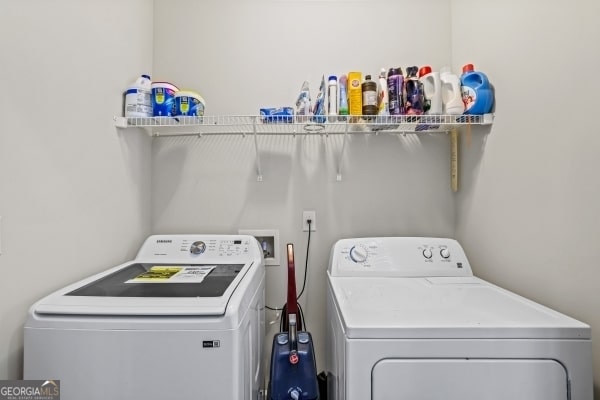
(337, 123, 349, 181)
(253, 119, 263, 182)
(114, 116, 128, 128)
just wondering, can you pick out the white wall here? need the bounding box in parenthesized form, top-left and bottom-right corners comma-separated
(152, 0, 456, 373)
(3, 0, 599, 395)
(0, 0, 153, 379)
(452, 0, 600, 396)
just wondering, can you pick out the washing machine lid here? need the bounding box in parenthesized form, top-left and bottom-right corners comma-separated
(32, 261, 254, 316)
(328, 275, 591, 339)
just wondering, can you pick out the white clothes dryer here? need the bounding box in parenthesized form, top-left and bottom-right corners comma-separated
(24, 234, 265, 400)
(326, 237, 592, 400)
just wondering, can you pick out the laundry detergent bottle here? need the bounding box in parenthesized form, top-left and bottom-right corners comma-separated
(460, 64, 494, 115)
(440, 68, 464, 115)
(419, 66, 442, 115)
(124, 74, 152, 118)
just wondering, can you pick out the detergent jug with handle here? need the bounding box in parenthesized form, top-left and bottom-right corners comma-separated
(460, 64, 494, 115)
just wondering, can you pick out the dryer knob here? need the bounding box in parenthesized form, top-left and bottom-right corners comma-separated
(349, 245, 368, 263)
(190, 241, 206, 255)
(440, 248, 450, 259)
(422, 248, 433, 259)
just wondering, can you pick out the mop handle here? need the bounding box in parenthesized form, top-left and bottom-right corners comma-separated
(286, 243, 299, 317)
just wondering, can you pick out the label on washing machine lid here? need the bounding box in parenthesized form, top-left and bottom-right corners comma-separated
(126, 265, 216, 283)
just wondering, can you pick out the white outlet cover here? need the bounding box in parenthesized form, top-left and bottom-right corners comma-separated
(302, 211, 316, 232)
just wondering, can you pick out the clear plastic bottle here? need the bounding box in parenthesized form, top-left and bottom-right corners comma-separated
(295, 81, 311, 122)
(124, 74, 152, 118)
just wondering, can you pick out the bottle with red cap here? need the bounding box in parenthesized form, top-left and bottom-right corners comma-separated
(419, 66, 442, 115)
(460, 64, 494, 115)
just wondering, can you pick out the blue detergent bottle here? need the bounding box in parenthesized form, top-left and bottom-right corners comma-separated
(460, 64, 494, 115)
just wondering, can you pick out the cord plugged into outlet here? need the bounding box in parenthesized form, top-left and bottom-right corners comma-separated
(302, 211, 316, 232)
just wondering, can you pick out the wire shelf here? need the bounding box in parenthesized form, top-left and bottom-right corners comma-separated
(114, 114, 494, 137)
(113, 113, 493, 183)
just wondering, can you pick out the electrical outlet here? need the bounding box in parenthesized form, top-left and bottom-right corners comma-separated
(302, 211, 316, 232)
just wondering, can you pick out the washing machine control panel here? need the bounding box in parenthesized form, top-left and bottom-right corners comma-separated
(329, 237, 473, 277)
(136, 235, 261, 263)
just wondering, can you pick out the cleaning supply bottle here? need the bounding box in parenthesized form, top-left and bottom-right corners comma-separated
(404, 66, 424, 115)
(327, 75, 338, 121)
(347, 72, 362, 120)
(440, 67, 464, 115)
(338, 75, 349, 119)
(362, 74, 378, 118)
(387, 67, 404, 115)
(295, 81, 311, 122)
(460, 63, 494, 114)
(124, 74, 152, 118)
(419, 66, 442, 115)
(312, 75, 326, 123)
(377, 68, 389, 115)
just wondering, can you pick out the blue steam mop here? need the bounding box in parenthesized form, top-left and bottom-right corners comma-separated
(269, 244, 319, 400)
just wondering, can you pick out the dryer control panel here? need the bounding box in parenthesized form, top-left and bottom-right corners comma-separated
(328, 237, 473, 277)
(135, 234, 262, 264)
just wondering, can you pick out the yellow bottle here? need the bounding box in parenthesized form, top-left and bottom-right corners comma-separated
(347, 71, 362, 120)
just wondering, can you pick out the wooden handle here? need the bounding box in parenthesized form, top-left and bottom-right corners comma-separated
(451, 128, 458, 192)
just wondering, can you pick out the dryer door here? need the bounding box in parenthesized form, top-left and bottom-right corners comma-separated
(372, 359, 568, 400)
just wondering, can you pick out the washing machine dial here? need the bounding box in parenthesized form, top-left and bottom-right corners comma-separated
(349, 245, 368, 263)
(422, 248, 433, 259)
(440, 248, 450, 259)
(190, 241, 206, 255)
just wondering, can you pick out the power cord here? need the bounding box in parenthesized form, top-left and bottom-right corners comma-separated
(297, 219, 311, 300)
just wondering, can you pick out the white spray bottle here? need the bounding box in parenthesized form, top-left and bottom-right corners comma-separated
(377, 68, 389, 116)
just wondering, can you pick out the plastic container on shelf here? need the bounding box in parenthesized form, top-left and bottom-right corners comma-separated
(348, 72, 363, 118)
(151, 82, 178, 117)
(440, 68, 464, 115)
(419, 66, 442, 115)
(361, 74, 378, 117)
(173, 90, 205, 118)
(295, 81, 312, 122)
(124, 74, 152, 118)
(327, 75, 338, 121)
(377, 68, 389, 115)
(338, 75, 349, 118)
(404, 66, 424, 115)
(387, 67, 404, 115)
(460, 63, 494, 115)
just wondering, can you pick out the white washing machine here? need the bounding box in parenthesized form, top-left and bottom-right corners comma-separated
(24, 234, 265, 400)
(326, 237, 593, 400)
